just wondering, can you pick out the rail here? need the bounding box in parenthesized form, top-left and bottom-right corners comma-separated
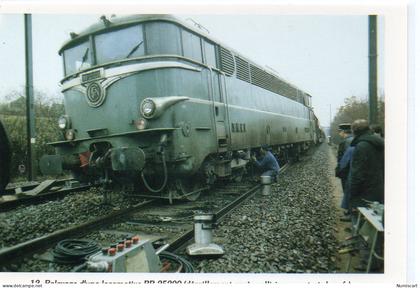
(0, 199, 157, 263)
(166, 163, 289, 253)
(0, 180, 93, 212)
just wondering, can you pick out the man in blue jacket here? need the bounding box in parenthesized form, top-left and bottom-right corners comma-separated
(251, 144, 280, 180)
(335, 123, 354, 219)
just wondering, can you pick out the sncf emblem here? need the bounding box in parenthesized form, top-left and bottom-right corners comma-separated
(86, 82, 105, 107)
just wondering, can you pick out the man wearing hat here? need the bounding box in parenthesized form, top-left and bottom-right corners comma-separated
(251, 144, 280, 181)
(336, 123, 353, 169)
(335, 123, 353, 218)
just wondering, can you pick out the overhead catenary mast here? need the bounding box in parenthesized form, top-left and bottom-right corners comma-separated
(368, 15, 378, 125)
(25, 14, 36, 180)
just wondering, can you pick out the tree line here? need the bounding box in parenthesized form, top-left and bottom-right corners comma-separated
(330, 96, 385, 144)
(0, 90, 64, 179)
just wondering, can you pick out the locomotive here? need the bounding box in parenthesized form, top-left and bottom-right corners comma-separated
(40, 15, 321, 200)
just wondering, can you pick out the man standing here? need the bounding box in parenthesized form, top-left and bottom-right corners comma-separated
(251, 144, 280, 180)
(335, 123, 353, 216)
(348, 119, 384, 271)
(336, 123, 353, 176)
(348, 119, 384, 209)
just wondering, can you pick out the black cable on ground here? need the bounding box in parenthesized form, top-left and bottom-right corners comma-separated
(52, 239, 101, 264)
(159, 251, 195, 273)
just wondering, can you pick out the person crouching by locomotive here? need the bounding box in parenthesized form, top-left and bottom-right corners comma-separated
(348, 119, 384, 211)
(251, 144, 280, 181)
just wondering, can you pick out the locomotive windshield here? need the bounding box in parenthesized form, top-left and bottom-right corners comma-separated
(63, 41, 92, 75)
(95, 25, 144, 63)
(61, 20, 218, 77)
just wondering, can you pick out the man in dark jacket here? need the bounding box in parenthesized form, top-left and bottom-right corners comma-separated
(348, 119, 384, 271)
(348, 119, 384, 210)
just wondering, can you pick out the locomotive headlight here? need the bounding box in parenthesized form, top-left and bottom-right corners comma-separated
(140, 99, 156, 118)
(58, 115, 71, 130)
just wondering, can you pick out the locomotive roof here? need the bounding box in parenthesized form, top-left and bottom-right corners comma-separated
(59, 14, 214, 54)
(59, 14, 312, 99)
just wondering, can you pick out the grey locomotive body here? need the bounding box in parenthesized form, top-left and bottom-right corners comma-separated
(40, 15, 320, 199)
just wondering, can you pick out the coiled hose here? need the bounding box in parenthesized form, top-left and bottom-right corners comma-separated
(159, 251, 195, 273)
(141, 151, 168, 193)
(52, 239, 101, 264)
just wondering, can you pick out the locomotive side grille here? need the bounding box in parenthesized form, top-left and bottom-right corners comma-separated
(250, 64, 298, 102)
(219, 47, 235, 76)
(219, 48, 307, 105)
(235, 56, 250, 83)
(274, 81, 296, 101)
(250, 65, 271, 90)
(272, 78, 283, 95)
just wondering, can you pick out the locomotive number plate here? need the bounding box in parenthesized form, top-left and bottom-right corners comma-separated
(81, 69, 102, 83)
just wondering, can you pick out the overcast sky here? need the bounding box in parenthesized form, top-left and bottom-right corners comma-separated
(0, 14, 384, 126)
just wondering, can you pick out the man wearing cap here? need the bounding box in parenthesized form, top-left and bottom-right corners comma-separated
(335, 123, 353, 219)
(336, 123, 353, 172)
(251, 144, 280, 181)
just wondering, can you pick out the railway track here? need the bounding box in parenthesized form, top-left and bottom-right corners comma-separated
(166, 163, 289, 253)
(166, 183, 261, 253)
(4, 178, 71, 194)
(0, 198, 156, 264)
(0, 179, 93, 212)
(0, 164, 289, 272)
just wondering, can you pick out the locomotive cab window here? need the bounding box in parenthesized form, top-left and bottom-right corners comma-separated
(181, 29, 202, 63)
(95, 25, 145, 63)
(63, 40, 92, 76)
(212, 72, 222, 102)
(145, 22, 182, 56)
(204, 40, 217, 68)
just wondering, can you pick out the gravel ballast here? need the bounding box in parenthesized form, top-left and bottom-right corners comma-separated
(0, 188, 132, 248)
(191, 143, 338, 273)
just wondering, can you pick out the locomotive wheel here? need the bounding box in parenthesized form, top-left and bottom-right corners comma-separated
(176, 179, 203, 201)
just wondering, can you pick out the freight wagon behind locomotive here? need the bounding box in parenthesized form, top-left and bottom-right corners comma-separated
(40, 15, 321, 200)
